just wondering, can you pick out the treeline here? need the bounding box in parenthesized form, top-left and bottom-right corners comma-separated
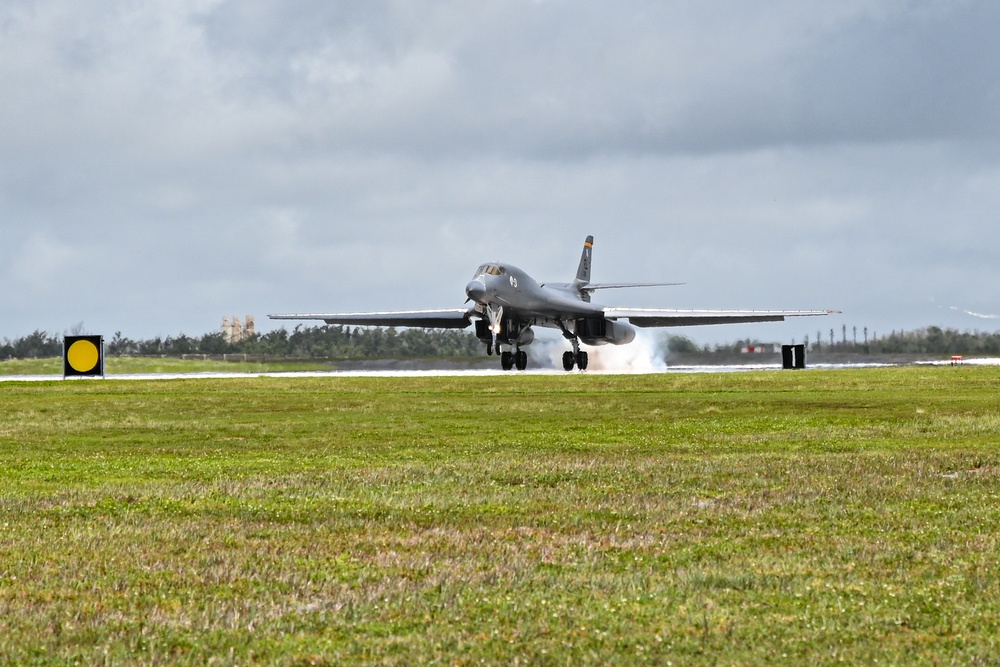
(701, 325, 1000, 356)
(4, 324, 1000, 361)
(855, 326, 1000, 356)
(1, 325, 482, 360)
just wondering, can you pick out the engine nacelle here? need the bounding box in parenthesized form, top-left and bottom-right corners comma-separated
(576, 317, 636, 346)
(507, 325, 534, 346)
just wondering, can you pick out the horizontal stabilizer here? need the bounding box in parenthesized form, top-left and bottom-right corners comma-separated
(269, 309, 473, 329)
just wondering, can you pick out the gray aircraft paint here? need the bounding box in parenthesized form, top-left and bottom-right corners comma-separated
(271, 237, 836, 371)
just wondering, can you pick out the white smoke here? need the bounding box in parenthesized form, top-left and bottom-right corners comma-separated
(531, 329, 667, 372)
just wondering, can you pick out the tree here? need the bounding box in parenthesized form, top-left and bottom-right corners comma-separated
(137, 337, 164, 355)
(665, 334, 699, 354)
(198, 332, 231, 355)
(166, 335, 195, 355)
(108, 331, 138, 356)
(10, 331, 61, 358)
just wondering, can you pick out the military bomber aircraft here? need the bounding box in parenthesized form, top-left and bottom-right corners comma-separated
(270, 236, 837, 371)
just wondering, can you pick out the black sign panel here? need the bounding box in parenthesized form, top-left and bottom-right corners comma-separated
(64, 335, 105, 378)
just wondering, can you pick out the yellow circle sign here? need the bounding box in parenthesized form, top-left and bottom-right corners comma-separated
(66, 339, 100, 373)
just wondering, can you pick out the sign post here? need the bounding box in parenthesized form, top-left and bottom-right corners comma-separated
(63, 335, 105, 379)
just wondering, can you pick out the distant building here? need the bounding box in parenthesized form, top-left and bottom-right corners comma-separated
(222, 315, 255, 343)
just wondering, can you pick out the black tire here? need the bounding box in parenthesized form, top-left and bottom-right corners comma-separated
(501, 351, 514, 371)
(515, 350, 528, 371)
(562, 351, 576, 371)
(576, 351, 589, 371)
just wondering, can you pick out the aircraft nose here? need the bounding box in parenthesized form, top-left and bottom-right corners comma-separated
(465, 280, 486, 303)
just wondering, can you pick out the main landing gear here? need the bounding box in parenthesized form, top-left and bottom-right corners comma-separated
(562, 349, 589, 371)
(558, 321, 589, 371)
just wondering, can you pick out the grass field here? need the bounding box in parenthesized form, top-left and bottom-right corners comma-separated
(2, 368, 999, 665)
(0, 356, 336, 376)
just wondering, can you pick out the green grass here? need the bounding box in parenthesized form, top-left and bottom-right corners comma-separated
(0, 356, 335, 376)
(2, 368, 999, 665)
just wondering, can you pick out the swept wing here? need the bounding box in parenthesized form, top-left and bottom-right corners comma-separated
(585, 282, 684, 292)
(268, 309, 472, 329)
(541, 281, 683, 291)
(603, 308, 839, 327)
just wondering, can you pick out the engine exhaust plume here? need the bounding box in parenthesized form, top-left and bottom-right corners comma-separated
(535, 330, 667, 372)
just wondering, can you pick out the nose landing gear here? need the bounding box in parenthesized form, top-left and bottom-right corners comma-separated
(485, 312, 530, 371)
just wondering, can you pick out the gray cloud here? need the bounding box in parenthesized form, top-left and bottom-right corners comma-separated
(2, 1, 998, 344)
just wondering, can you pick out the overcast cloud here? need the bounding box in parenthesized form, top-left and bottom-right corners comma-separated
(2, 0, 999, 346)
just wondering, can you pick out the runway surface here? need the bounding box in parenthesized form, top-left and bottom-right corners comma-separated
(2, 358, 997, 383)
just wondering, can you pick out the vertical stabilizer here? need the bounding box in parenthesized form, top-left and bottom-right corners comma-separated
(575, 235, 594, 287)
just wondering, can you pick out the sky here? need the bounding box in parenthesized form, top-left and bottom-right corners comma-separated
(2, 0, 999, 347)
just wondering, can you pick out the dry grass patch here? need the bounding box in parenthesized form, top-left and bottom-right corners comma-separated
(2, 368, 1000, 664)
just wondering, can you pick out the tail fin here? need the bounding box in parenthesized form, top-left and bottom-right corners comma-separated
(574, 235, 593, 287)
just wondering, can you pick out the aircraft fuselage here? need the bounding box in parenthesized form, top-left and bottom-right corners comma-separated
(464, 262, 636, 350)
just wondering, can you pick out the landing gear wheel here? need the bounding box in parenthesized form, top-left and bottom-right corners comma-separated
(557, 320, 584, 372)
(515, 349, 528, 371)
(500, 350, 514, 371)
(562, 351, 576, 371)
(486, 341, 494, 356)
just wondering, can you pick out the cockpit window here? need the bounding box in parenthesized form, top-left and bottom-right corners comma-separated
(474, 264, 504, 277)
